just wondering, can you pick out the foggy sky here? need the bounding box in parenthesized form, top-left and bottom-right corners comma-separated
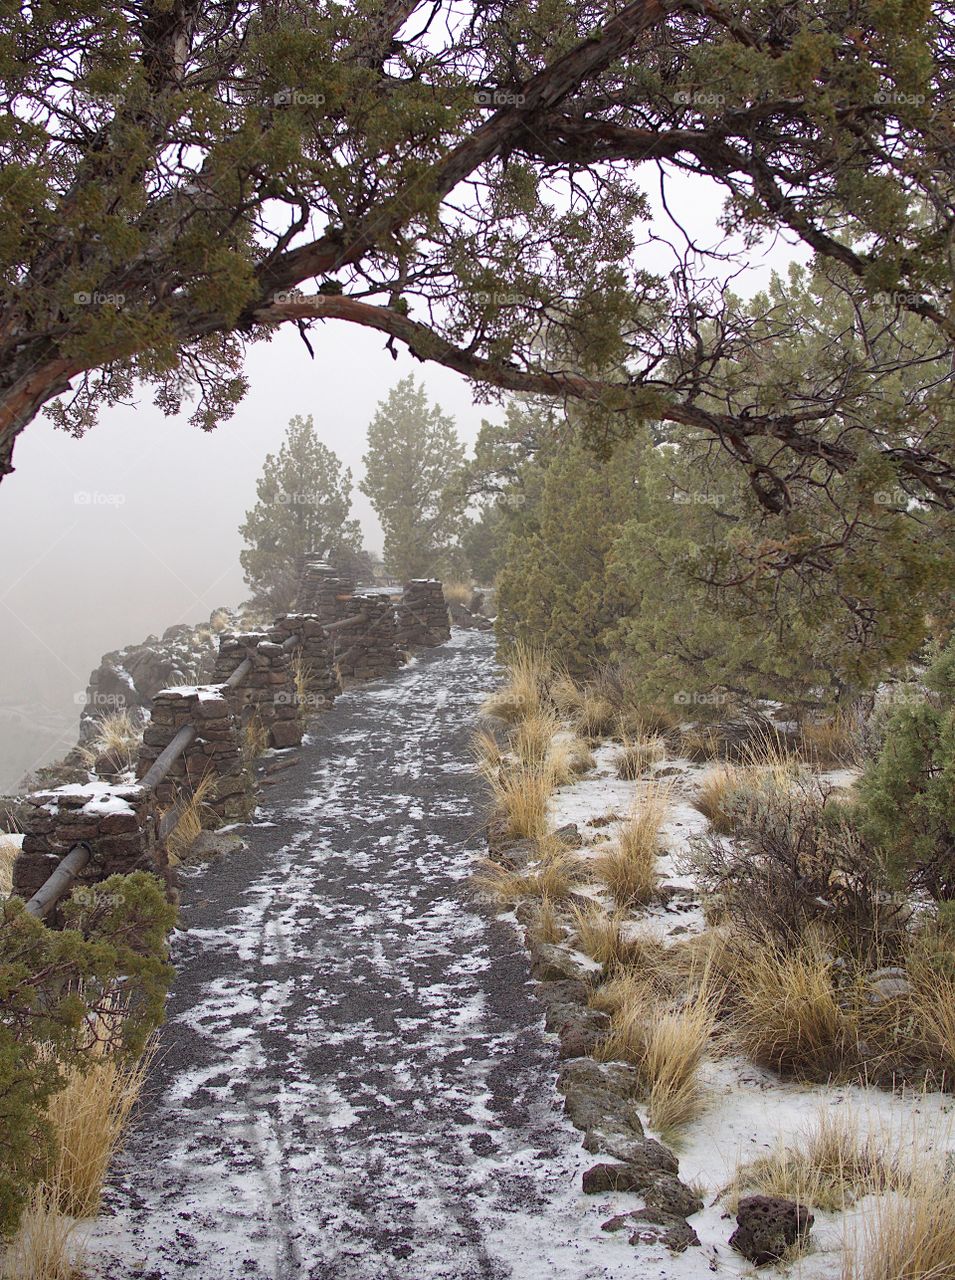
(0, 173, 806, 789)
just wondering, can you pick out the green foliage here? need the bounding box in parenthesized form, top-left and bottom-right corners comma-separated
(360, 376, 467, 581)
(0, 873, 175, 1237)
(858, 635, 955, 898)
(240, 414, 362, 614)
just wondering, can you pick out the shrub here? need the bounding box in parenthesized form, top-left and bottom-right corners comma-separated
(686, 777, 902, 960)
(0, 874, 174, 1238)
(443, 580, 473, 608)
(857, 634, 955, 899)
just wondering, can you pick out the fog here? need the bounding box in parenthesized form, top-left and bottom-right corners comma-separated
(0, 173, 806, 791)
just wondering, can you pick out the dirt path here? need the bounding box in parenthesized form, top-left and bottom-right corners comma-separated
(88, 632, 635, 1280)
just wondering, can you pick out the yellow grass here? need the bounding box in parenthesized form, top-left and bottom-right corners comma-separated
(526, 897, 566, 945)
(472, 846, 579, 905)
(593, 786, 670, 907)
(571, 904, 635, 969)
(291, 651, 314, 711)
(481, 645, 548, 723)
(692, 763, 746, 833)
(0, 833, 19, 896)
(78, 709, 143, 775)
(486, 760, 557, 840)
(679, 725, 723, 761)
(798, 708, 863, 767)
(162, 772, 218, 865)
(733, 935, 848, 1079)
(550, 672, 586, 717)
(442, 580, 473, 607)
(45, 1049, 152, 1218)
(692, 749, 802, 834)
(242, 712, 269, 763)
(513, 709, 563, 774)
(843, 1169, 955, 1280)
(1, 1182, 82, 1280)
(598, 977, 718, 1137)
(909, 957, 955, 1082)
(727, 1109, 898, 1213)
(573, 689, 617, 739)
(548, 734, 596, 784)
(615, 734, 666, 780)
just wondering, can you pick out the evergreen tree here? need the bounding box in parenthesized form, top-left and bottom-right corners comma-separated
(360, 378, 467, 581)
(240, 415, 361, 614)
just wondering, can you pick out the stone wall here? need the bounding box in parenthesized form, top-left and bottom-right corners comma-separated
(12, 583, 454, 911)
(12, 781, 161, 906)
(136, 687, 253, 824)
(395, 580, 452, 648)
(212, 630, 304, 750)
(269, 614, 341, 711)
(334, 595, 401, 681)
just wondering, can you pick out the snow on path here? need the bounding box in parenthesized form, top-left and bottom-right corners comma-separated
(87, 632, 640, 1280)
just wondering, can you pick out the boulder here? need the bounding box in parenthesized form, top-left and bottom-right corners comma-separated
(557, 1057, 639, 1099)
(729, 1195, 814, 1265)
(643, 1174, 704, 1219)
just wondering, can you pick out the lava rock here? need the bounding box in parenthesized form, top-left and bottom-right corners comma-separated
(603, 1210, 701, 1253)
(582, 1141, 680, 1194)
(729, 1195, 814, 1265)
(528, 942, 594, 984)
(643, 1174, 704, 1219)
(557, 1057, 639, 1098)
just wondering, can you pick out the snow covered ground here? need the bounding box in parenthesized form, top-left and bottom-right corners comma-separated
(546, 733, 955, 1279)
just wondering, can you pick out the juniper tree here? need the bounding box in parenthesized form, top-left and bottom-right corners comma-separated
(240, 413, 362, 613)
(360, 376, 467, 579)
(1, 0, 953, 557)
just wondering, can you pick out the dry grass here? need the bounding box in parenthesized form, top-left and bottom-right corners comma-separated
(597, 977, 718, 1137)
(615, 734, 666, 780)
(593, 785, 670, 907)
(733, 935, 849, 1079)
(472, 727, 503, 777)
(727, 1109, 898, 1213)
(78, 709, 143, 775)
(487, 763, 556, 840)
(692, 763, 746, 834)
(45, 1048, 152, 1218)
(242, 712, 269, 763)
(573, 689, 617, 739)
(162, 772, 218, 865)
(291, 652, 313, 712)
(798, 707, 864, 767)
(1, 1182, 83, 1280)
(526, 897, 567, 945)
(679, 725, 723, 761)
(513, 709, 563, 774)
(481, 645, 548, 723)
(617, 702, 682, 740)
(692, 748, 803, 835)
(571, 904, 636, 969)
(0, 832, 19, 896)
(443, 580, 473, 608)
(908, 956, 955, 1082)
(472, 844, 580, 906)
(550, 672, 586, 718)
(843, 1169, 955, 1280)
(548, 734, 595, 784)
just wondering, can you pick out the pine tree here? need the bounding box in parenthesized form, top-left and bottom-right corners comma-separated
(240, 415, 362, 615)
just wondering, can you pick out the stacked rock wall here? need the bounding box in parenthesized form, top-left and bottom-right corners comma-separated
(270, 614, 341, 711)
(298, 559, 354, 623)
(395, 580, 452, 648)
(137, 687, 253, 823)
(334, 595, 401, 680)
(212, 631, 304, 750)
(12, 781, 160, 904)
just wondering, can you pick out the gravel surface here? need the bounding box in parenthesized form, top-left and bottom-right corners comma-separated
(87, 632, 636, 1280)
